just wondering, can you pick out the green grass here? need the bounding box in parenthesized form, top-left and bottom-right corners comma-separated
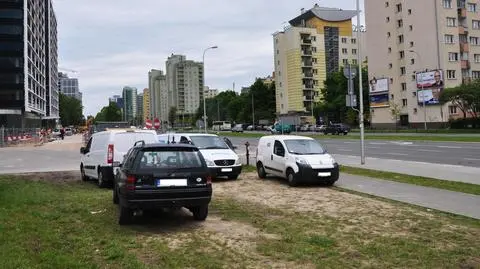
(212, 197, 480, 269)
(219, 131, 480, 142)
(340, 166, 480, 196)
(242, 164, 256, 173)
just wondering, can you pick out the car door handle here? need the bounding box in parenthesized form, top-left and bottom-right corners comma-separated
(271, 154, 273, 160)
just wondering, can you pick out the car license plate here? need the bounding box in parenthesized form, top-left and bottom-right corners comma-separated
(318, 172, 331, 177)
(221, 168, 233, 172)
(156, 179, 187, 187)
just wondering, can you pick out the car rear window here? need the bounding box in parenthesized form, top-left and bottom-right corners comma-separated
(114, 132, 156, 152)
(136, 147, 204, 169)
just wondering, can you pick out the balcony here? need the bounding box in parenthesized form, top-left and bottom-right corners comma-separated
(461, 60, 470, 69)
(302, 50, 312, 56)
(302, 60, 313, 67)
(303, 72, 313, 78)
(459, 25, 468, 34)
(458, 7, 467, 18)
(303, 96, 314, 102)
(460, 42, 469, 52)
(301, 38, 312, 44)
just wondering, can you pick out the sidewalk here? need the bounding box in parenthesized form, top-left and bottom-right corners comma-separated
(337, 173, 480, 220)
(334, 154, 480, 185)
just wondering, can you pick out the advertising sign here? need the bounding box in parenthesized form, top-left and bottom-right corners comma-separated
(416, 70, 444, 89)
(370, 93, 390, 108)
(417, 88, 442, 105)
(369, 77, 389, 94)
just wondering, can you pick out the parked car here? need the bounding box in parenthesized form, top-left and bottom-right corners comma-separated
(246, 125, 254, 131)
(314, 125, 326, 132)
(64, 128, 73, 136)
(113, 142, 212, 225)
(300, 125, 310, 132)
(80, 129, 158, 188)
(232, 124, 244, 133)
(323, 123, 350, 135)
(271, 123, 291, 134)
(157, 133, 242, 180)
(256, 135, 339, 187)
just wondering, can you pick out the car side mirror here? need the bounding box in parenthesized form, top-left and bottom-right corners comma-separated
(80, 147, 86, 154)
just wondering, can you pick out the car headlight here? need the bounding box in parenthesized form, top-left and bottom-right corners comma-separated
(235, 158, 242, 165)
(205, 159, 215, 166)
(295, 157, 308, 165)
(327, 155, 337, 165)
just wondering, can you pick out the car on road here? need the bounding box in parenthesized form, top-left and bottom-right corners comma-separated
(157, 133, 242, 180)
(64, 128, 73, 136)
(113, 142, 212, 225)
(324, 123, 350, 135)
(314, 125, 326, 132)
(80, 129, 158, 188)
(256, 135, 339, 187)
(231, 124, 244, 133)
(270, 123, 291, 134)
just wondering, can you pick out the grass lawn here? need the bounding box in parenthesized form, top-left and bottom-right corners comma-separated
(219, 131, 480, 142)
(340, 165, 480, 196)
(1, 173, 479, 269)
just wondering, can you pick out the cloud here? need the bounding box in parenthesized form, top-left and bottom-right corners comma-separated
(53, 0, 364, 116)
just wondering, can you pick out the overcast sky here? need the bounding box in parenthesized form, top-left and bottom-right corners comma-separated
(53, 0, 365, 116)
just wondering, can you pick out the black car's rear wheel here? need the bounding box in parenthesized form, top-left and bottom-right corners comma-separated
(118, 205, 133, 225)
(192, 205, 208, 221)
(113, 184, 119, 204)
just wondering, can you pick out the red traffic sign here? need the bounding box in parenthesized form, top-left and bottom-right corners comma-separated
(145, 119, 152, 129)
(153, 118, 160, 130)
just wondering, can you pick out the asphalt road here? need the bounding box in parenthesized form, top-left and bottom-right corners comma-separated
(225, 135, 480, 167)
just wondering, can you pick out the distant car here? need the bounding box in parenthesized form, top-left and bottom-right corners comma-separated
(271, 123, 291, 134)
(64, 128, 73, 136)
(246, 125, 254, 131)
(324, 124, 350, 135)
(231, 124, 244, 133)
(113, 142, 212, 225)
(51, 129, 61, 137)
(315, 125, 326, 132)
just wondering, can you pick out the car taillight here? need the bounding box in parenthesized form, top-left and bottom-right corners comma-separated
(206, 175, 212, 184)
(126, 175, 136, 191)
(107, 144, 114, 164)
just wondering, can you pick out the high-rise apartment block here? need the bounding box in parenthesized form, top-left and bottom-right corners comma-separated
(366, 0, 476, 128)
(122, 86, 137, 122)
(136, 93, 143, 124)
(203, 86, 218, 99)
(148, 69, 167, 121)
(273, 4, 361, 123)
(0, 0, 58, 127)
(58, 72, 82, 103)
(142, 88, 150, 122)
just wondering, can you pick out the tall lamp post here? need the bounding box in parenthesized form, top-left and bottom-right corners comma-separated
(356, 0, 366, 165)
(202, 46, 218, 133)
(408, 50, 427, 130)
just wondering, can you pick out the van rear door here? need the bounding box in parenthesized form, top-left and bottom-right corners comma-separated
(113, 132, 157, 163)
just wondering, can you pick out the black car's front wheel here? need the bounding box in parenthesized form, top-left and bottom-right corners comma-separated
(192, 205, 208, 221)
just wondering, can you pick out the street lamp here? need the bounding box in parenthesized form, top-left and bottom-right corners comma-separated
(202, 46, 218, 133)
(408, 50, 428, 130)
(356, 0, 366, 165)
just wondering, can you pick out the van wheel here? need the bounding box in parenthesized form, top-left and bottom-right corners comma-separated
(80, 165, 88, 181)
(98, 170, 108, 188)
(287, 169, 299, 187)
(192, 205, 208, 221)
(118, 205, 133, 225)
(257, 162, 266, 179)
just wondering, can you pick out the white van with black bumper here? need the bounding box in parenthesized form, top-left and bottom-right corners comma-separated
(256, 135, 339, 187)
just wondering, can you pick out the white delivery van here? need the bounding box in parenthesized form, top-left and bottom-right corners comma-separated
(80, 129, 158, 187)
(157, 133, 242, 179)
(255, 135, 339, 187)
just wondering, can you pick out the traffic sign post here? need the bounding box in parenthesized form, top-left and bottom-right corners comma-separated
(153, 118, 160, 130)
(145, 119, 152, 129)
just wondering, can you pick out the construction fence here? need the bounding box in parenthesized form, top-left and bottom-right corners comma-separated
(0, 127, 47, 148)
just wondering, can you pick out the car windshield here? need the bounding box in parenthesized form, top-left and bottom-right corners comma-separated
(136, 148, 204, 169)
(284, 139, 326, 155)
(189, 136, 229, 149)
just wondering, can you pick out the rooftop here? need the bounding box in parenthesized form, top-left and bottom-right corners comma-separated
(289, 4, 358, 25)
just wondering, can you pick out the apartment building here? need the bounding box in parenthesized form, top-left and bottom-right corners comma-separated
(142, 88, 150, 122)
(204, 86, 218, 99)
(273, 4, 359, 124)
(58, 72, 82, 103)
(366, 0, 477, 128)
(0, 0, 58, 127)
(122, 86, 137, 122)
(148, 69, 167, 122)
(136, 93, 143, 124)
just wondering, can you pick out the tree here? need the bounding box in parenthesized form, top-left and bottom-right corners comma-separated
(440, 82, 480, 120)
(95, 102, 122, 122)
(59, 93, 83, 126)
(389, 101, 401, 130)
(169, 106, 177, 127)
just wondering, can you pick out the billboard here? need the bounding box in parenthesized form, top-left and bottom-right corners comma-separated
(370, 93, 390, 108)
(416, 70, 443, 89)
(418, 88, 442, 105)
(369, 77, 389, 94)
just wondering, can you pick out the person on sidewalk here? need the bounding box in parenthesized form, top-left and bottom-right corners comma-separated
(60, 128, 65, 140)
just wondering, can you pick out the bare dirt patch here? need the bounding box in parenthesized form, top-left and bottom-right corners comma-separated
(12, 170, 80, 183)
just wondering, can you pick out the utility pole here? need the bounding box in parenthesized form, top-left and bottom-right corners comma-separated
(356, 0, 366, 165)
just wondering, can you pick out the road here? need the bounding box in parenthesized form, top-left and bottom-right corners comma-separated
(226, 136, 480, 168)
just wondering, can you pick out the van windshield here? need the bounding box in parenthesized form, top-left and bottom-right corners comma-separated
(284, 139, 326, 155)
(189, 136, 229, 149)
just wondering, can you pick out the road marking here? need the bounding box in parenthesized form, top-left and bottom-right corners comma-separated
(342, 141, 357, 144)
(437, 146, 463, 149)
(385, 153, 409, 156)
(368, 142, 387, 145)
(417, 149, 442, 153)
(336, 148, 353, 152)
(464, 158, 480, 161)
(390, 141, 413, 145)
(368, 146, 381, 149)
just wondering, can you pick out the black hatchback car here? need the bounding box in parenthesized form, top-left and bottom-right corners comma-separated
(113, 142, 212, 225)
(323, 123, 350, 135)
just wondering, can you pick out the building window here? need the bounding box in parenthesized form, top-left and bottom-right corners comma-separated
(475, 54, 480, 62)
(390, 78, 394, 84)
(410, 58, 415, 64)
(399, 50, 405, 59)
(397, 19, 403, 28)
(398, 34, 404, 43)
(341, 37, 348, 43)
(408, 9, 412, 14)
(312, 47, 317, 52)
(447, 70, 456, 79)
(385, 1, 389, 7)
(413, 91, 417, 97)
(402, 99, 408, 106)
(391, 94, 395, 100)
(342, 48, 348, 54)
(396, 3, 402, 12)
(445, 34, 454, 44)
(401, 82, 407, 91)
(276, 49, 279, 54)
(449, 106, 457, 114)
(351, 38, 356, 44)
(277, 60, 280, 65)
(343, 59, 349, 65)
(400, 66, 406, 75)
(447, 17, 456, 27)
(388, 47, 392, 53)
(410, 41, 414, 47)
(311, 36, 316, 41)
(352, 49, 357, 55)
(468, 3, 477, 12)
(386, 17, 390, 22)
(412, 75, 416, 81)
(473, 71, 480, 78)
(389, 63, 393, 69)
(470, 36, 479, 45)
(443, 0, 452, 8)
(387, 32, 391, 37)
(474, 20, 480, 29)
(352, 59, 358, 65)
(448, 52, 459, 61)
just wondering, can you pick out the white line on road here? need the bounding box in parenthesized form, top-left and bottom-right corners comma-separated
(342, 141, 357, 144)
(417, 149, 442, 153)
(368, 146, 381, 149)
(337, 148, 353, 152)
(437, 145, 463, 149)
(368, 142, 387, 145)
(464, 158, 480, 161)
(384, 153, 409, 156)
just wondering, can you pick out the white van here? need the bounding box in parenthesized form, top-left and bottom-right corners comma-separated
(80, 129, 158, 187)
(255, 135, 339, 187)
(157, 133, 242, 179)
